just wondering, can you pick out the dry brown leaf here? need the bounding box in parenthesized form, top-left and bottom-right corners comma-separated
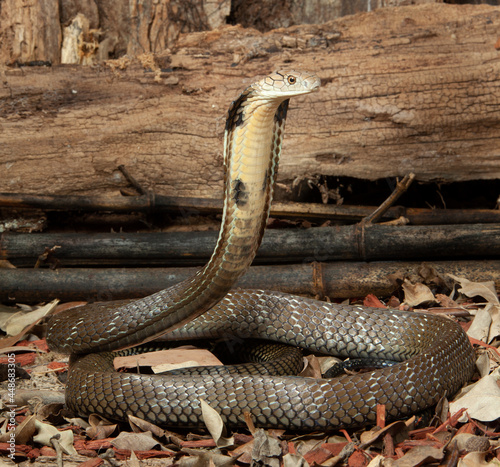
(127, 450, 141, 467)
(1, 300, 58, 337)
(402, 279, 435, 307)
(179, 451, 236, 467)
(450, 367, 500, 422)
(476, 352, 491, 378)
(467, 307, 492, 342)
(359, 420, 409, 447)
(0, 414, 36, 445)
(229, 438, 254, 463)
(283, 453, 308, 467)
(114, 348, 223, 373)
(452, 433, 490, 452)
(488, 304, 500, 343)
(392, 446, 444, 466)
(86, 413, 117, 440)
(128, 414, 165, 438)
(251, 429, 281, 467)
(367, 455, 386, 467)
(435, 293, 458, 308)
(33, 419, 78, 456)
(200, 399, 234, 448)
(458, 451, 500, 467)
(299, 355, 323, 378)
(448, 274, 499, 304)
(110, 430, 160, 451)
(450, 274, 500, 342)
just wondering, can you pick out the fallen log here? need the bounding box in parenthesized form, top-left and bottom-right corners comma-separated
(1, 4, 500, 200)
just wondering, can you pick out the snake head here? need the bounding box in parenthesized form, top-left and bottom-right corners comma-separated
(255, 71, 321, 99)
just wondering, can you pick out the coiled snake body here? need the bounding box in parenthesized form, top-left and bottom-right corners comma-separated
(47, 71, 475, 431)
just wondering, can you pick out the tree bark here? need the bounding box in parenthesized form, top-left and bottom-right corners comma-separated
(1, 4, 499, 201)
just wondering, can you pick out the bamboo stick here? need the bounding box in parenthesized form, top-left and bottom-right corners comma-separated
(1, 224, 499, 267)
(0, 192, 499, 225)
(1, 261, 498, 303)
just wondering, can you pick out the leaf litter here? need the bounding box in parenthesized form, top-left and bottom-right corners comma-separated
(1, 269, 500, 465)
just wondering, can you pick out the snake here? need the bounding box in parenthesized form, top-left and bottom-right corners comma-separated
(47, 71, 475, 431)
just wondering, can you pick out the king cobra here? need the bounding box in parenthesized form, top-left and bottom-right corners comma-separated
(47, 71, 475, 431)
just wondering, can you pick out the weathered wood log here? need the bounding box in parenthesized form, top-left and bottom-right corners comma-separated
(2, 224, 499, 267)
(0, 0, 461, 67)
(1, 260, 498, 303)
(1, 192, 499, 225)
(1, 4, 499, 201)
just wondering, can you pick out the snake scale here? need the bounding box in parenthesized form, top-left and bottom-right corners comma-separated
(47, 71, 475, 431)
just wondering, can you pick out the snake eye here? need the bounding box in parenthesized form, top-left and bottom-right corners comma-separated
(287, 75, 296, 85)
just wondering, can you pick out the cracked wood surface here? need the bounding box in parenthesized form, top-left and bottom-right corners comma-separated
(1, 4, 499, 199)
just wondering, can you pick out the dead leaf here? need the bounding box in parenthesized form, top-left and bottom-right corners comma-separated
(200, 399, 234, 448)
(435, 294, 458, 308)
(448, 274, 500, 305)
(418, 263, 447, 288)
(360, 420, 409, 447)
(0, 414, 36, 445)
(487, 304, 500, 343)
(63, 417, 90, 429)
(476, 352, 491, 378)
(392, 446, 444, 466)
(2, 300, 58, 336)
(179, 451, 236, 467)
(467, 307, 491, 342)
(114, 348, 223, 373)
(363, 294, 386, 308)
(111, 430, 159, 451)
(251, 429, 281, 467)
(402, 279, 435, 307)
(299, 355, 323, 378)
(86, 413, 117, 440)
(128, 414, 165, 438)
(230, 438, 254, 464)
(283, 452, 309, 467)
(128, 450, 141, 467)
(458, 450, 500, 467)
(36, 402, 65, 425)
(449, 367, 500, 422)
(452, 433, 489, 452)
(365, 455, 385, 467)
(33, 419, 77, 456)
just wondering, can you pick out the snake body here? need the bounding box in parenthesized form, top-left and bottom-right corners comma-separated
(47, 71, 475, 431)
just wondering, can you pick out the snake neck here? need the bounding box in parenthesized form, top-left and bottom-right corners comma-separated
(209, 98, 289, 276)
(174, 97, 289, 322)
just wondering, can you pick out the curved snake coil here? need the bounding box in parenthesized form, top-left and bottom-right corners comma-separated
(47, 71, 475, 431)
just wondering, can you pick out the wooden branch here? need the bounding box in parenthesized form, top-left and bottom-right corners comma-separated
(1, 4, 499, 201)
(1, 261, 498, 303)
(2, 224, 499, 267)
(1, 192, 499, 224)
(361, 174, 415, 225)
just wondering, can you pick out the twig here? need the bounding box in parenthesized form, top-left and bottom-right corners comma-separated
(50, 435, 64, 467)
(361, 173, 415, 225)
(118, 164, 147, 195)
